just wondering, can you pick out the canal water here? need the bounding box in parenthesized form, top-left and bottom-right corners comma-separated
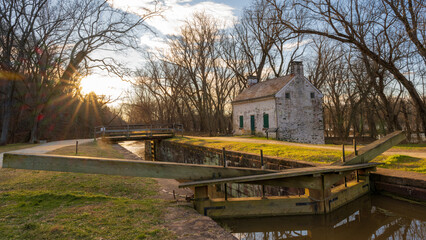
(217, 194, 426, 240)
(119, 141, 426, 240)
(118, 141, 146, 159)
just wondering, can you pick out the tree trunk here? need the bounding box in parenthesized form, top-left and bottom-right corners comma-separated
(401, 100, 411, 141)
(0, 81, 15, 145)
(29, 114, 39, 143)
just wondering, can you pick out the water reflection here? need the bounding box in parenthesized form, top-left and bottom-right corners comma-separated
(217, 194, 426, 240)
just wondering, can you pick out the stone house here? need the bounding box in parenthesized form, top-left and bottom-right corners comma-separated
(232, 61, 325, 144)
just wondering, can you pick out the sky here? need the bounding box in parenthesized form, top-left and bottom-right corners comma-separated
(80, 0, 250, 103)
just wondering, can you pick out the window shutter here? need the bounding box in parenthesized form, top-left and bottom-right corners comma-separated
(239, 116, 243, 128)
(263, 114, 269, 128)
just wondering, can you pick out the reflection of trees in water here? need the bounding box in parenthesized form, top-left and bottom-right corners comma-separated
(224, 195, 425, 240)
(372, 218, 425, 240)
(230, 212, 424, 240)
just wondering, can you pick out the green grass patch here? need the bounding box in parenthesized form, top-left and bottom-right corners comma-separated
(0, 141, 174, 239)
(48, 140, 124, 159)
(0, 143, 39, 154)
(392, 143, 426, 151)
(373, 155, 426, 173)
(170, 137, 348, 164)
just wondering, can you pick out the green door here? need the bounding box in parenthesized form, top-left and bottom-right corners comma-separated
(250, 115, 255, 135)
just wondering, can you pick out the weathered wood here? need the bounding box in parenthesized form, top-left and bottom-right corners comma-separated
(194, 179, 370, 218)
(194, 186, 209, 200)
(2, 153, 274, 180)
(195, 196, 317, 218)
(332, 131, 406, 166)
(95, 124, 183, 141)
(328, 179, 370, 211)
(179, 163, 382, 188)
(245, 176, 323, 189)
(102, 134, 174, 142)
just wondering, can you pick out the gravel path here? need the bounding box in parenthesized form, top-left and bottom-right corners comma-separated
(0, 139, 93, 168)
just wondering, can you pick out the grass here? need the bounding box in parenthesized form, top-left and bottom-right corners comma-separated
(373, 155, 426, 174)
(48, 140, 124, 158)
(391, 143, 426, 151)
(0, 141, 174, 240)
(0, 143, 39, 154)
(170, 137, 349, 164)
(172, 136, 425, 173)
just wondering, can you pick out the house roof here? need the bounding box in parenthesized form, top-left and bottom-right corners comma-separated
(233, 75, 294, 103)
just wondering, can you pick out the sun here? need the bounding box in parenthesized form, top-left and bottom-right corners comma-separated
(79, 74, 130, 100)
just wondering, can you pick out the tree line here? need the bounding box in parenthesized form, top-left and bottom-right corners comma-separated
(1, 0, 424, 144)
(126, 0, 425, 141)
(0, 0, 160, 144)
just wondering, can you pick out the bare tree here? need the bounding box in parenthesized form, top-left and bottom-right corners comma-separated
(0, 0, 161, 143)
(268, 0, 426, 133)
(233, 0, 302, 81)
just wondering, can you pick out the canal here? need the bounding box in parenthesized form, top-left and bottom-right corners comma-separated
(119, 141, 426, 240)
(217, 194, 425, 240)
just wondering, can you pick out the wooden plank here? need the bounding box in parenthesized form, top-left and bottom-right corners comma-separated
(195, 196, 319, 218)
(179, 163, 382, 188)
(332, 131, 405, 166)
(2, 153, 274, 180)
(245, 175, 323, 189)
(328, 179, 370, 211)
(195, 179, 370, 218)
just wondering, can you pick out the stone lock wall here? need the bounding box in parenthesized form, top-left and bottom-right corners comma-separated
(155, 140, 317, 198)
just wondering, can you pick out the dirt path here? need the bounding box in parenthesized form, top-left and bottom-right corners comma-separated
(190, 136, 426, 159)
(0, 139, 93, 168)
(114, 143, 236, 240)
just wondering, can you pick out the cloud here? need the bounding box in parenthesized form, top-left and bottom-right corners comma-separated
(109, 0, 236, 36)
(283, 39, 312, 50)
(139, 34, 168, 51)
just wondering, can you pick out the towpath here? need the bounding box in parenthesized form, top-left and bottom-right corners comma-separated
(189, 136, 426, 159)
(0, 139, 93, 168)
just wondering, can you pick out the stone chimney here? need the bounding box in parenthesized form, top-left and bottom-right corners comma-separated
(247, 75, 258, 87)
(290, 61, 304, 76)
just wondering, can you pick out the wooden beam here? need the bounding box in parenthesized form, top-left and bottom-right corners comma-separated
(332, 131, 405, 166)
(179, 163, 382, 188)
(2, 153, 274, 180)
(102, 134, 174, 142)
(195, 196, 319, 218)
(245, 175, 323, 189)
(194, 180, 370, 218)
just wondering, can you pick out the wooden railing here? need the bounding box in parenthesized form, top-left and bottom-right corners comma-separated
(94, 124, 183, 139)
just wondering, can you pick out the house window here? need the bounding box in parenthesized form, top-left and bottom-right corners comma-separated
(239, 116, 244, 128)
(285, 92, 290, 99)
(311, 92, 315, 99)
(263, 114, 269, 128)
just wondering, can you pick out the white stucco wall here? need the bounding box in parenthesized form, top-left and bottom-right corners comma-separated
(233, 98, 277, 137)
(275, 75, 325, 144)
